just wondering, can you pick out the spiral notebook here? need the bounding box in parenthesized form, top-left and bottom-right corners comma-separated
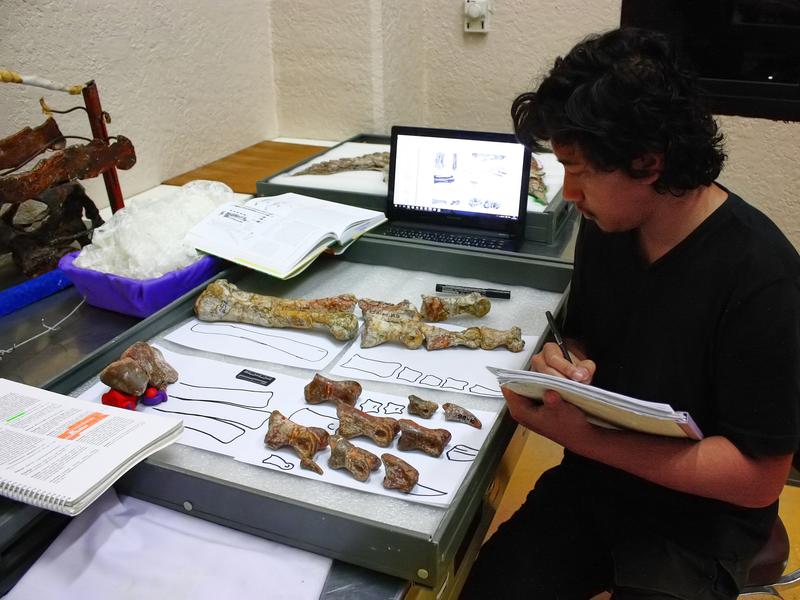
(0, 379, 183, 516)
(488, 367, 703, 440)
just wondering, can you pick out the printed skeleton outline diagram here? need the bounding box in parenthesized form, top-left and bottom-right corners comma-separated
(188, 322, 330, 362)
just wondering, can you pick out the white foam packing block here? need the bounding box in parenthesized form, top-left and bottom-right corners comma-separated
(74, 259, 563, 536)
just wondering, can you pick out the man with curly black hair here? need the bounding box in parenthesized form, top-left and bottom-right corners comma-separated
(461, 28, 800, 599)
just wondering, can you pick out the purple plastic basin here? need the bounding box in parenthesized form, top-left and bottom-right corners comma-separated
(58, 252, 224, 318)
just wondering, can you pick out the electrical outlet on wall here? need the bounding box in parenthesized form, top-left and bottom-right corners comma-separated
(464, 0, 492, 32)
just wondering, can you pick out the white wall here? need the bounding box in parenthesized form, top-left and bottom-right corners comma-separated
(1, 0, 277, 208)
(2, 0, 797, 247)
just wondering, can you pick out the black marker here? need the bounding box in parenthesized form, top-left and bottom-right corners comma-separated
(545, 310, 573, 364)
(435, 283, 511, 299)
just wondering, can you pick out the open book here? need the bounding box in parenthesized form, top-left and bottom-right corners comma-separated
(0, 379, 183, 516)
(487, 367, 703, 440)
(186, 192, 387, 279)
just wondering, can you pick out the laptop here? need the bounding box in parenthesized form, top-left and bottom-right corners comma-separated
(378, 126, 531, 251)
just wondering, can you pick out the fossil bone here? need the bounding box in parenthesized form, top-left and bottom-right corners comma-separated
(304, 373, 361, 406)
(419, 324, 482, 350)
(100, 341, 178, 396)
(358, 298, 421, 322)
(407, 394, 438, 419)
(442, 403, 482, 429)
(265, 410, 330, 475)
(361, 314, 424, 349)
(478, 326, 525, 352)
(195, 280, 359, 341)
(0, 118, 65, 170)
(419, 293, 491, 322)
(397, 419, 452, 457)
(293, 152, 390, 177)
(381, 453, 419, 493)
(328, 435, 380, 481)
(336, 402, 399, 447)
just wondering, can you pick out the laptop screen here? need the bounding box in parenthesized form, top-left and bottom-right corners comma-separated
(387, 126, 531, 237)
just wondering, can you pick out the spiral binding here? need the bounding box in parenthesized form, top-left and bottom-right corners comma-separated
(0, 479, 70, 512)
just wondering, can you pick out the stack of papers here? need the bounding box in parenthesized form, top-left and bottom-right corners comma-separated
(487, 367, 703, 440)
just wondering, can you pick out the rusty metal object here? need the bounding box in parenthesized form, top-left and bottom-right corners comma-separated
(0, 136, 136, 205)
(478, 326, 525, 352)
(195, 280, 359, 341)
(358, 298, 421, 322)
(407, 394, 438, 419)
(265, 410, 330, 475)
(293, 151, 390, 177)
(397, 419, 452, 457)
(336, 402, 399, 448)
(304, 373, 361, 406)
(328, 435, 381, 481)
(419, 324, 482, 350)
(100, 342, 179, 396)
(361, 314, 424, 349)
(1, 181, 104, 276)
(442, 403, 482, 429)
(419, 293, 491, 322)
(381, 453, 419, 493)
(0, 118, 65, 170)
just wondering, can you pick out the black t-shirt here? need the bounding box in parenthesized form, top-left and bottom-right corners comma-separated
(561, 189, 800, 560)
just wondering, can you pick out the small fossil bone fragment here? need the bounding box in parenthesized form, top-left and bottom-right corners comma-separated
(100, 341, 178, 396)
(420, 293, 491, 322)
(195, 280, 359, 341)
(443, 403, 483, 429)
(336, 402, 399, 447)
(407, 394, 438, 419)
(358, 298, 421, 322)
(265, 410, 330, 475)
(478, 326, 525, 352)
(419, 324, 482, 350)
(361, 314, 424, 349)
(328, 435, 381, 481)
(293, 152, 390, 177)
(397, 419, 452, 457)
(304, 373, 361, 406)
(381, 453, 419, 493)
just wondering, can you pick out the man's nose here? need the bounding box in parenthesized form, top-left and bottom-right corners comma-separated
(561, 173, 583, 203)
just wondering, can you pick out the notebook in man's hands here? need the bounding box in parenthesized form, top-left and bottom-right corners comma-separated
(377, 126, 531, 251)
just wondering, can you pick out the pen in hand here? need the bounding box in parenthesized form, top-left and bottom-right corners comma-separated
(545, 310, 573, 364)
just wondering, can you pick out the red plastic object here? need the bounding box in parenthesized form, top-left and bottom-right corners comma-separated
(102, 389, 138, 411)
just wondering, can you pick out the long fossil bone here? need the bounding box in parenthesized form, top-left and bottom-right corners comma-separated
(195, 280, 359, 341)
(328, 435, 381, 481)
(358, 298, 421, 322)
(336, 402, 399, 447)
(419, 293, 491, 322)
(478, 326, 525, 352)
(419, 324, 482, 350)
(304, 373, 361, 406)
(397, 419, 452, 457)
(0, 118, 66, 170)
(361, 314, 424, 349)
(265, 410, 330, 475)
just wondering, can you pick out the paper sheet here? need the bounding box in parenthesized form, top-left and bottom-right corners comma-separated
(79, 347, 500, 508)
(5, 489, 332, 600)
(330, 323, 537, 397)
(165, 318, 346, 371)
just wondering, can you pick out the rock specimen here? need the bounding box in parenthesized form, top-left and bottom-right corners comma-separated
(304, 373, 361, 406)
(361, 314, 424, 349)
(407, 394, 438, 419)
(381, 453, 419, 493)
(195, 279, 359, 341)
(293, 151, 390, 177)
(397, 419, 452, 457)
(100, 341, 178, 396)
(443, 403, 482, 429)
(419, 293, 491, 322)
(328, 435, 380, 481)
(265, 410, 330, 475)
(336, 402, 399, 447)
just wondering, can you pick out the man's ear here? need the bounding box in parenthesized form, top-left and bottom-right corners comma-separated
(631, 153, 664, 184)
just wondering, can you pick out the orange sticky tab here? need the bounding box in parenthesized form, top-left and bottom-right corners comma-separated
(56, 412, 108, 440)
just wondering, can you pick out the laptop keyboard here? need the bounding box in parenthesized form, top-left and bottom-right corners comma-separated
(380, 226, 511, 250)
